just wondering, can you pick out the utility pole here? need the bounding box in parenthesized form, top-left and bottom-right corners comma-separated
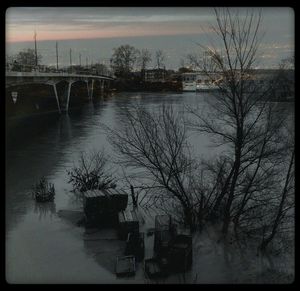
(56, 41, 59, 70)
(79, 53, 81, 67)
(34, 30, 38, 67)
(69, 48, 72, 66)
(69, 48, 72, 72)
(86, 57, 88, 68)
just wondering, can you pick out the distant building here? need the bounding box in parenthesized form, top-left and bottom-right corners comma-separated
(145, 68, 167, 82)
(180, 69, 294, 100)
(181, 72, 222, 91)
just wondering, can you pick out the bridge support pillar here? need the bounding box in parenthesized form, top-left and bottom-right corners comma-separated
(91, 79, 94, 100)
(53, 80, 73, 113)
(65, 81, 72, 112)
(101, 80, 104, 95)
(52, 84, 61, 114)
(86, 79, 94, 100)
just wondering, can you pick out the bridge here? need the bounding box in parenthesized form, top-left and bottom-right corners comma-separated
(6, 71, 115, 113)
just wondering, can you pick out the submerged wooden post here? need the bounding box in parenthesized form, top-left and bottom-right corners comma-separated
(86, 80, 90, 100)
(90, 79, 94, 100)
(130, 185, 137, 208)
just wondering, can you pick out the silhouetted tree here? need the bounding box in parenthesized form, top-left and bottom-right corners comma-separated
(105, 104, 200, 231)
(110, 44, 139, 78)
(92, 63, 109, 75)
(67, 149, 116, 193)
(188, 8, 292, 241)
(155, 49, 166, 70)
(15, 48, 42, 67)
(137, 49, 152, 80)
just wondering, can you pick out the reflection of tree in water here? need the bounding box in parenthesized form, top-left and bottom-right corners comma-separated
(34, 202, 56, 220)
(66, 190, 84, 208)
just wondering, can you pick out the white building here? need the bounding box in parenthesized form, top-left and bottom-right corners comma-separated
(181, 72, 222, 92)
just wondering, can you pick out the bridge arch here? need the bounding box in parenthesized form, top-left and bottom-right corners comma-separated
(6, 83, 60, 118)
(68, 80, 91, 109)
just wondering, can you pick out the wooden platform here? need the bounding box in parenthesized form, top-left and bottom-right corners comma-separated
(83, 189, 128, 227)
(118, 208, 139, 239)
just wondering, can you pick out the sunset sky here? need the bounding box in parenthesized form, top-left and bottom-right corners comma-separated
(5, 7, 294, 69)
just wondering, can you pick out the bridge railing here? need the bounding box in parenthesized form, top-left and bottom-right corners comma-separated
(6, 62, 115, 78)
(6, 69, 115, 80)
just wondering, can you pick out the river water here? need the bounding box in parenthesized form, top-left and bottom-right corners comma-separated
(5, 92, 294, 283)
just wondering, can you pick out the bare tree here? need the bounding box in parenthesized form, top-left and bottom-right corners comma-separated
(67, 149, 116, 193)
(12, 48, 42, 70)
(155, 49, 166, 70)
(137, 49, 152, 80)
(110, 44, 139, 78)
(93, 63, 109, 75)
(104, 104, 199, 231)
(187, 8, 292, 240)
(259, 118, 294, 251)
(186, 53, 201, 71)
(273, 56, 295, 101)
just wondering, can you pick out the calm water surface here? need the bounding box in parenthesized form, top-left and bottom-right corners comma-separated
(6, 92, 216, 283)
(5, 92, 294, 283)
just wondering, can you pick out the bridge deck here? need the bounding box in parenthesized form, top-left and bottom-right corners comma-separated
(6, 71, 114, 80)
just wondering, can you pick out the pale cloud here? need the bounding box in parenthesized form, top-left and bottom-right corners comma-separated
(5, 7, 217, 42)
(5, 7, 294, 68)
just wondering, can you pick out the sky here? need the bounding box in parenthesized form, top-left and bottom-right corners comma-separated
(5, 7, 294, 69)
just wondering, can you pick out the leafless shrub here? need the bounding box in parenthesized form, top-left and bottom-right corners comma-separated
(67, 149, 116, 193)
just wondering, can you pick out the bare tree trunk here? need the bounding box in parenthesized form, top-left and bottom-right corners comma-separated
(260, 149, 294, 251)
(222, 162, 240, 236)
(184, 206, 195, 232)
(233, 137, 267, 234)
(211, 165, 234, 219)
(222, 129, 242, 236)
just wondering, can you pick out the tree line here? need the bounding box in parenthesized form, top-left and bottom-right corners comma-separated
(6, 45, 168, 78)
(110, 45, 167, 79)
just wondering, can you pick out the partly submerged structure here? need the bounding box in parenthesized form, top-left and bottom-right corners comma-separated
(83, 189, 128, 227)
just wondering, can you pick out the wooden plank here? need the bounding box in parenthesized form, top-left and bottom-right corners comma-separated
(118, 211, 125, 223)
(124, 208, 131, 221)
(84, 189, 105, 198)
(101, 189, 111, 197)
